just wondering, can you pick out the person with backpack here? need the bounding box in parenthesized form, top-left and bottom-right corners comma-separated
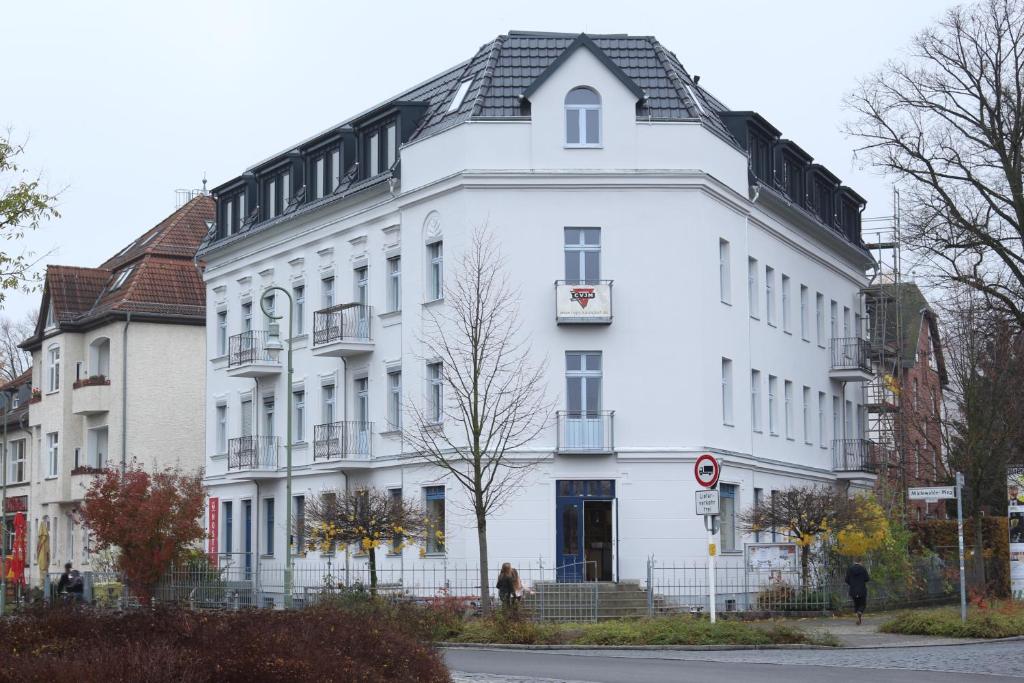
(844, 558, 870, 625)
(56, 562, 84, 603)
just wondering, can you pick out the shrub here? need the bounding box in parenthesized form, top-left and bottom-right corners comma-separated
(0, 607, 449, 682)
(881, 603, 1024, 639)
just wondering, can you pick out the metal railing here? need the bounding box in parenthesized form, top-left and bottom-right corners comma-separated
(313, 421, 372, 461)
(228, 330, 278, 367)
(555, 410, 614, 453)
(830, 336, 872, 373)
(312, 304, 372, 346)
(227, 435, 279, 471)
(832, 438, 878, 473)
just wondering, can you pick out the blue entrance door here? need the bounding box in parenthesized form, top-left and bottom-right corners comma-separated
(556, 480, 615, 582)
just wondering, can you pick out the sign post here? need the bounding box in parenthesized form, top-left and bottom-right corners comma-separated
(908, 483, 965, 622)
(956, 472, 967, 624)
(694, 454, 721, 623)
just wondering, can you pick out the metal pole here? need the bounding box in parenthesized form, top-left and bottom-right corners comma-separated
(262, 287, 293, 608)
(956, 471, 967, 623)
(706, 514, 717, 624)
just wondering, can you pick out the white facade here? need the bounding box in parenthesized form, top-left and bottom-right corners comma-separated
(203, 37, 874, 583)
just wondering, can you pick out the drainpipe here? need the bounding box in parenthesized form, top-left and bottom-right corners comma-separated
(121, 313, 131, 476)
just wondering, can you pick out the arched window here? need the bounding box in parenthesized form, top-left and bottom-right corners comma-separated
(47, 344, 61, 393)
(565, 87, 601, 146)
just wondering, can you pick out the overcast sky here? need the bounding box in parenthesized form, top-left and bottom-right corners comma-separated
(3, 0, 959, 322)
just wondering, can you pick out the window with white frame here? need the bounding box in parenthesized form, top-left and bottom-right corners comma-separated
(387, 257, 401, 312)
(818, 391, 827, 447)
(784, 380, 794, 439)
(800, 285, 809, 340)
(216, 404, 227, 454)
(781, 274, 791, 332)
(321, 276, 335, 309)
(843, 306, 851, 338)
(217, 311, 227, 355)
(765, 266, 776, 326)
(768, 375, 779, 435)
(830, 300, 838, 340)
(388, 369, 402, 430)
(321, 384, 336, 424)
(816, 293, 825, 346)
(832, 395, 841, 444)
(263, 397, 275, 438)
(565, 87, 601, 146)
(427, 242, 443, 300)
(47, 345, 60, 393)
(354, 377, 368, 425)
(424, 486, 445, 553)
(263, 293, 276, 329)
(242, 301, 252, 332)
(293, 390, 305, 442)
(7, 440, 25, 483)
(427, 362, 443, 423)
(719, 239, 731, 304)
(845, 399, 853, 439)
(751, 369, 762, 432)
(46, 432, 59, 478)
(802, 386, 811, 444)
(354, 266, 368, 306)
(720, 484, 737, 552)
(721, 358, 733, 426)
(293, 285, 305, 335)
(87, 426, 108, 469)
(748, 258, 759, 319)
(565, 228, 600, 282)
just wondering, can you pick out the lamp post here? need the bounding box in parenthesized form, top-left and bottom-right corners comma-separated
(261, 286, 294, 608)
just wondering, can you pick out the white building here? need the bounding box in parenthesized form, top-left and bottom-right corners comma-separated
(19, 196, 212, 584)
(201, 32, 875, 585)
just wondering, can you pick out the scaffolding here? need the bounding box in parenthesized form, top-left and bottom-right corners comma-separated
(862, 189, 906, 515)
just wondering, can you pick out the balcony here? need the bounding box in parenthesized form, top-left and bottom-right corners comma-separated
(227, 330, 282, 378)
(555, 410, 615, 454)
(832, 439, 878, 476)
(829, 337, 872, 382)
(311, 304, 374, 357)
(555, 280, 612, 324)
(227, 435, 279, 474)
(312, 421, 372, 462)
(72, 377, 111, 415)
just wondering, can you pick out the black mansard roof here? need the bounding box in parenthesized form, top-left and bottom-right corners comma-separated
(206, 31, 866, 254)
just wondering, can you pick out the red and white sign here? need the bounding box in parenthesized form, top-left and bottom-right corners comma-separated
(694, 454, 720, 488)
(208, 497, 219, 567)
(556, 282, 612, 323)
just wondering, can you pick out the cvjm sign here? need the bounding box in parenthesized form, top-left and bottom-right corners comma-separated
(556, 282, 612, 323)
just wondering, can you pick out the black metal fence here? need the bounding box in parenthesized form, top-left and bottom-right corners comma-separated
(312, 304, 372, 346)
(832, 438, 878, 473)
(228, 330, 277, 367)
(830, 336, 872, 373)
(227, 435, 279, 471)
(313, 421, 372, 461)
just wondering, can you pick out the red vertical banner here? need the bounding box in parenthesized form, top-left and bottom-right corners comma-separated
(208, 497, 219, 568)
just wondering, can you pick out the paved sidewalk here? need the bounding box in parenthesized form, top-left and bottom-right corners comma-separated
(784, 614, 981, 648)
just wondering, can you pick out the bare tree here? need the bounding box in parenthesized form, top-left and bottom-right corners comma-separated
(0, 310, 36, 382)
(845, 0, 1024, 329)
(404, 226, 553, 615)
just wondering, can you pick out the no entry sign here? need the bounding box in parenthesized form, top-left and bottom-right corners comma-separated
(694, 453, 720, 488)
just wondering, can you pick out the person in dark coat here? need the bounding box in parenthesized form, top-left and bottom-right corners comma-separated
(845, 559, 870, 625)
(496, 562, 516, 609)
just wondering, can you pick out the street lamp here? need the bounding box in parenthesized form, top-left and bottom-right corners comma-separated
(261, 286, 294, 608)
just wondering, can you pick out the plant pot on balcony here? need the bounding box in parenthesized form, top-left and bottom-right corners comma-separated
(71, 466, 106, 476)
(73, 375, 111, 390)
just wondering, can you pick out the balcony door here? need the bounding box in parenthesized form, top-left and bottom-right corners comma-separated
(354, 377, 369, 456)
(566, 352, 602, 450)
(354, 267, 369, 339)
(564, 228, 600, 284)
(241, 399, 253, 436)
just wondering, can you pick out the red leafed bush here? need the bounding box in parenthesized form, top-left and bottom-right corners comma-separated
(0, 607, 450, 682)
(79, 465, 206, 603)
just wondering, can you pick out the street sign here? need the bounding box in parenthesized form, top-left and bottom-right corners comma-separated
(696, 489, 720, 516)
(908, 486, 956, 500)
(694, 454, 721, 488)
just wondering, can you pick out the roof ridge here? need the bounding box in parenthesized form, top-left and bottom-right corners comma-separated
(647, 38, 698, 119)
(469, 35, 507, 118)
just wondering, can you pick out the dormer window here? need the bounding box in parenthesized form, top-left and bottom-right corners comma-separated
(565, 87, 601, 147)
(364, 121, 398, 178)
(263, 169, 292, 220)
(309, 143, 344, 200)
(110, 266, 134, 291)
(220, 190, 247, 235)
(44, 304, 55, 330)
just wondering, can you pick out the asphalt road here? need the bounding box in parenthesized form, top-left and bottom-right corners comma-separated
(445, 640, 1024, 682)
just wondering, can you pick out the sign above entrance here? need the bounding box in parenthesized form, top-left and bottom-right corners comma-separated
(694, 454, 720, 488)
(908, 486, 956, 501)
(695, 489, 720, 516)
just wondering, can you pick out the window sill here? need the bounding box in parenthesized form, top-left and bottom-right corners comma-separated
(786, 437, 795, 442)
(379, 309, 402, 320)
(210, 354, 228, 364)
(749, 315, 760, 321)
(211, 452, 227, 460)
(563, 144, 603, 149)
(769, 432, 779, 437)
(783, 330, 792, 336)
(752, 429, 763, 434)
(45, 476, 58, 481)
(422, 552, 447, 558)
(720, 300, 731, 307)
(719, 551, 743, 556)
(260, 554, 275, 560)
(722, 422, 734, 428)
(423, 297, 444, 307)
(379, 429, 402, 438)
(767, 322, 777, 328)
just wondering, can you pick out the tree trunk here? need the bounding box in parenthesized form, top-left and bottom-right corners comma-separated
(477, 511, 490, 616)
(972, 517, 986, 592)
(800, 545, 811, 588)
(369, 547, 377, 596)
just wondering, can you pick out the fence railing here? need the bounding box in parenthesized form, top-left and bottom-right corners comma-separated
(42, 554, 955, 620)
(312, 304, 372, 346)
(313, 421, 372, 461)
(228, 330, 278, 367)
(227, 435, 279, 471)
(832, 438, 878, 473)
(830, 336, 872, 373)
(556, 410, 615, 453)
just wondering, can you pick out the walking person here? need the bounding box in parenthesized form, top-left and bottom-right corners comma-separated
(496, 562, 517, 609)
(845, 559, 870, 625)
(56, 562, 84, 604)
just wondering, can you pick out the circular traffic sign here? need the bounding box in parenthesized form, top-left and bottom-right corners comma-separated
(694, 453, 720, 488)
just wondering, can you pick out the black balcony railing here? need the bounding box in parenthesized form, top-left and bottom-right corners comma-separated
(830, 337, 872, 373)
(313, 421, 372, 461)
(227, 435, 279, 471)
(555, 410, 614, 453)
(832, 439, 878, 474)
(228, 330, 278, 368)
(312, 304, 373, 346)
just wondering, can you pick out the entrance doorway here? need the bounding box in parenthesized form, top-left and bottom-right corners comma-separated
(555, 480, 615, 582)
